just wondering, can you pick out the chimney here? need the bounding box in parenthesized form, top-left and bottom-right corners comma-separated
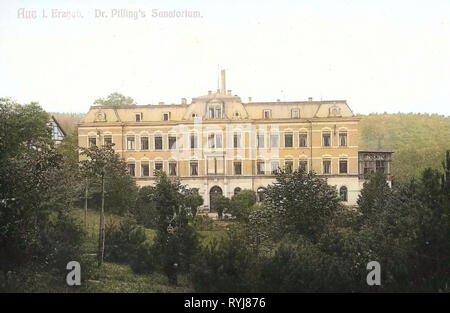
(181, 98, 187, 105)
(227, 90, 232, 95)
(308, 97, 313, 102)
(208, 90, 212, 95)
(248, 97, 252, 102)
(221, 69, 226, 95)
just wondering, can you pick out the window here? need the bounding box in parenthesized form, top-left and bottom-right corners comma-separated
(299, 160, 308, 172)
(208, 103, 222, 119)
(299, 133, 308, 147)
(127, 136, 135, 150)
(208, 134, 215, 149)
(376, 160, 386, 173)
(340, 186, 348, 202)
(339, 132, 348, 147)
(103, 135, 112, 146)
(270, 134, 279, 148)
(257, 134, 265, 148)
(323, 159, 331, 174)
(207, 157, 224, 175)
(215, 107, 222, 118)
(216, 133, 223, 148)
(234, 187, 242, 195)
(322, 132, 331, 147)
(169, 135, 177, 150)
(141, 136, 149, 150)
(135, 113, 142, 122)
(163, 112, 171, 121)
(292, 109, 300, 119)
(285, 160, 293, 173)
(263, 110, 271, 119)
(364, 161, 374, 178)
(208, 133, 222, 149)
(234, 161, 242, 175)
(190, 134, 198, 149)
(154, 135, 163, 150)
(257, 161, 265, 175)
(141, 163, 149, 177)
(88, 137, 96, 147)
(284, 133, 293, 148)
(233, 134, 241, 148)
(339, 159, 348, 174)
(271, 161, 279, 175)
(190, 161, 198, 176)
(128, 164, 136, 177)
(154, 162, 163, 173)
(169, 162, 177, 176)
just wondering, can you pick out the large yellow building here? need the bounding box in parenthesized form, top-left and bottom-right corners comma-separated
(78, 71, 391, 207)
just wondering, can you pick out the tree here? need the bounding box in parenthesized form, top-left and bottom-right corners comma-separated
(357, 171, 391, 217)
(185, 192, 204, 219)
(253, 170, 341, 243)
(212, 195, 230, 220)
(229, 189, 257, 222)
(93, 92, 135, 107)
(79, 144, 134, 266)
(149, 172, 199, 284)
(132, 186, 159, 228)
(0, 100, 88, 289)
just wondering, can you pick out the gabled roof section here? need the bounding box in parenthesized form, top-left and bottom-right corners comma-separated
(50, 115, 66, 136)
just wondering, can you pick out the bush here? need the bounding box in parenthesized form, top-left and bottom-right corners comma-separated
(104, 217, 148, 264)
(191, 215, 216, 231)
(229, 190, 257, 222)
(130, 239, 156, 274)
(255, 237, 360, 292)
(191, 235, 257, 292)
(41, 211, 87, 270)
(132, 186, 159, 228)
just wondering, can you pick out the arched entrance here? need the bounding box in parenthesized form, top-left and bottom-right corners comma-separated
(339, 186, 348, 202)
(209, 186, 223, 212)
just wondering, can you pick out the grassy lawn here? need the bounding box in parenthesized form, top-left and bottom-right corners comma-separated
(68, 207, 226, 292)
(83, 262, 193, 293)
(72, 207, 226, 247)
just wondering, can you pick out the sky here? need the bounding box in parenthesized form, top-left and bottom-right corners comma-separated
(1, 0, 449, 115)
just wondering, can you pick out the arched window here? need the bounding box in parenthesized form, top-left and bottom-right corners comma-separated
(257, 187, 266, 202)
(340, 186, 348, 202)
(234, 187, 242, 195)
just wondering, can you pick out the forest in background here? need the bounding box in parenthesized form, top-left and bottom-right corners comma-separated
(53, 112, 450, 183)
(359, 113, 450, 183)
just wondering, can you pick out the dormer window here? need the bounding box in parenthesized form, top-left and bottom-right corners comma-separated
(207, 101, 223, 119)
(135, 113, 142, 122)
(263, 110, 271, 119)
(163, 112, 171, 121)
(291, 109, 300, 119)
(329, 106, 342, 117)
(215, 107, 222, 118)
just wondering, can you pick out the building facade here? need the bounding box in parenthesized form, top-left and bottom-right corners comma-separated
(49, 115, 66, 144)
(78, 71, 391, 208)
